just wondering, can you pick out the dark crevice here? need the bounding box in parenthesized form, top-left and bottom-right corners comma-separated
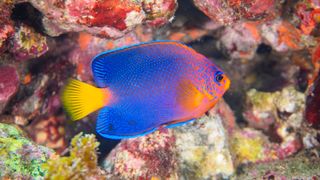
(11, 2, 45, 34)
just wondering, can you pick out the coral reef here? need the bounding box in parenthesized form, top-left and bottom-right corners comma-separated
(237, 151, 320, 179)
(26, 0, 177, 37)
(260, 19, 305, 52)
(0, 2, 14, 52)
(295, 0, 320, 35)
(243, 86, 305, 131)
(0, 0, 319, 179)
(0, 66, 19, 113)
(193, 0, 280, 25)
(42, 133, 106, 179)
(228, 86, 308, 165)
(219, 22, 261, 59)
(174, 100, 234, 179)
(306, 73, 320, 129)
(9, 23, 48, 60)
(104, 129, 177, 179)
(27, 116, 67, 153)
(0, 123, 52, 179)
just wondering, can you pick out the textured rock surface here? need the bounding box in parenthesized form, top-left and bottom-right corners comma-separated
(235, 86, 306, 163)
(26, 0, 177, 37)
(295, 0, 320, 35)
(0, 123, 52, 179)
(220, 22, 261, 59)
(103, 100, 234, 179)
(306, 74, 320, 129)
(9, 23, 48, 60)
(193, 0, 280, 25)
(237, 151, 320, 179)
(243, 86, 305, 131)
(0, 66, 19, 113)
(0, 2, 14, 52)
(174, 103, 234, 179)
(0, 1, 319, 179)
(260, 20, 305, 52)
(42, 133, 107, 179)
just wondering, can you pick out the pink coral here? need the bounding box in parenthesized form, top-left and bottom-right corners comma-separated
(0, 66, 19, 113)
(105, 129, 177, 179)
(295, 0, 320, 35)
(27, 116, 67, 153)
(220, 22, 262, 59)
(261, 20, 304, 52)
(0, 2, 14, 52)
(306, 72, 320, 129)
(193, 0, 279, 25)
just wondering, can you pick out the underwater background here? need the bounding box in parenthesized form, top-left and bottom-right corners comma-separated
(0, 0, 320, 179)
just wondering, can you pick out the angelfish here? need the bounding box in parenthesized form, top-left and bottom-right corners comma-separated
(62, 41, 230, 139)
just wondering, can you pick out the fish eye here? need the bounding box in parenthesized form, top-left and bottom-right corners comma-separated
(215, 71, 224, 83)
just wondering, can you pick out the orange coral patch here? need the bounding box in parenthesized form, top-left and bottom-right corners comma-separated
(23, 73, 32, 84)
(278, 22, 302, 50)
(78, 32, 93, 50)
(168, 32, 186, 41)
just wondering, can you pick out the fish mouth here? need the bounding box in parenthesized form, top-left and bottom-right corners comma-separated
(225, 77, 231, 90)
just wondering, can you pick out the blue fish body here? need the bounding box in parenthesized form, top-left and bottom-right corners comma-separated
(88, 41, 230, 139)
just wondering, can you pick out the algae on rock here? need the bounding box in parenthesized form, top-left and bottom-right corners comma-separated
(0, 123, 52, 179)
(42, 132, 106, 180)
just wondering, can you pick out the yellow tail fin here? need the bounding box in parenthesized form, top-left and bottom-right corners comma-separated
(61, 79, 110, 120)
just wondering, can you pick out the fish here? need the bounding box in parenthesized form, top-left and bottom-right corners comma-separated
(62, 41, 230, 139)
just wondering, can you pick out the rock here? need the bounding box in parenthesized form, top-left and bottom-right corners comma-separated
(0, 2, 14, 53)
(230, 127, 302, 165)
(243, 86, 305, 131)
(261, 20, 304, 52)
(306, 74, 320, 129)
(0, 66, 19, 113)
(11, 58, 73, 153)
(311, 42, 320, 83)
(219, 22, 261, 59)
(26, 0, 177, 38)
(27, 116, 67, 154)
(295, 0, 320, 35)
(103, 100, 235, 179)
(174, 102, 234, 179)
(12, 56, 72, 119)
(230, 128, 276, 164)
(236, 151, 320, 179)
(0, 123, 53, 179)
(193, 0, 280, 25)
(238, 86, 305, 162)
(9, 23, 48, 61)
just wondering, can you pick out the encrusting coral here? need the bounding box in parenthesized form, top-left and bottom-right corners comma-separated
(42, 133, 106, 180)
(0, 123, 52, 179)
